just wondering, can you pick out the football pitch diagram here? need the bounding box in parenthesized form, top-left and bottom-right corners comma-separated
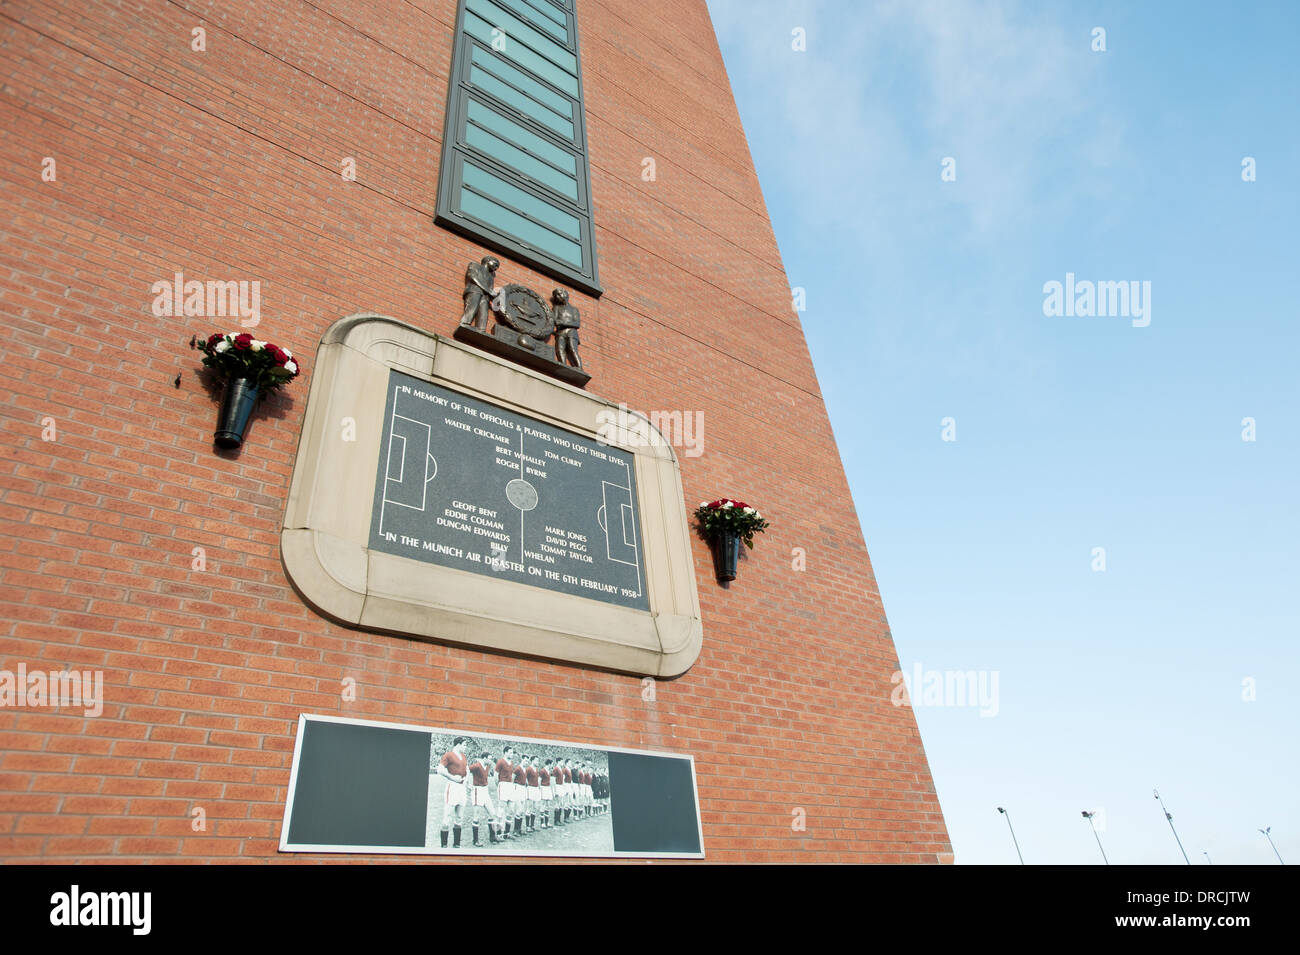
(597, 468, 642, 589)
(378, 398, 439, 520)
(368, 371, 649, 612)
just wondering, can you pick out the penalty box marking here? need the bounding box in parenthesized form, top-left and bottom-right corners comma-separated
(380, 388, 440, 535)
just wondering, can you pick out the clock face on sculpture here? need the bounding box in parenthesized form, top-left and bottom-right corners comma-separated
(454, 260, 589, 388)
(498, 284, 554, 339)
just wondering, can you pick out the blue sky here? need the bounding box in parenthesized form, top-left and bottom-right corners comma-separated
(707, 0, 1299, 864)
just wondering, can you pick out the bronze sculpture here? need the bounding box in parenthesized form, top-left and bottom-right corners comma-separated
(551, 289, 582, 372)
(452, 259, 590, 388)
(458, 255, 500, 331)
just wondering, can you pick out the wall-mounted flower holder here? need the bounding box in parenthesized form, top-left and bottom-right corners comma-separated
(214, 377, 261, 449)
(193, 332, 301, 449)
(693, 499, 770, 583)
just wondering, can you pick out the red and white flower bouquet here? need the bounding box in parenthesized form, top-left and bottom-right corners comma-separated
(694, 498, 768, 582)
(196, 332, 302, 449)
(197, 332, 301, 393)
(693, 499, 770, 549)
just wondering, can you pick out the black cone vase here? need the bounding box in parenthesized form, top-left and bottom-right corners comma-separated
(214, 377, 259, 449)
(711, 531, 741, 582)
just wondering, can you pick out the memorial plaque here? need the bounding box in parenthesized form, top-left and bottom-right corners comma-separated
(368, 369, 649, 611)
(280, 714, 704, 858)
(284, 318, 702, 675)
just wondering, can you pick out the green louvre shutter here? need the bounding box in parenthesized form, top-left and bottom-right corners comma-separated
(436, 0, 601, 296)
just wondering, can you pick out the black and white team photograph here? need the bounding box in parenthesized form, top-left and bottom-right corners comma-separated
(425, 733, 613, 856)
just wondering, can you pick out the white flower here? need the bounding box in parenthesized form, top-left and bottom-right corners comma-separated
(282, 348, 292, 359)
(755, 511, 762, 519)
(721, 502, 733, 509)
(214, 340, 230, 353)
(699, 501, 708, 508)
(250, 340, 266, 351)
(285, 360, 298, 374)
(743, 507, 755, 514)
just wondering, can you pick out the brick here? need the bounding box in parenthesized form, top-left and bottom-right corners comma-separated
(0, 0, 948, 865)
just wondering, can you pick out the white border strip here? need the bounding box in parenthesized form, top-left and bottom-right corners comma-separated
(279, 713, 706, 860)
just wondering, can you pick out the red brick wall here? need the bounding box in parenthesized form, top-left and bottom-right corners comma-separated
(0, 0, 951, 862)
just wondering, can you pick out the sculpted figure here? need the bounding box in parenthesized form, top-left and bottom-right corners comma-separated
(459, 256, 501, 331)
(551, 288, 582, 370)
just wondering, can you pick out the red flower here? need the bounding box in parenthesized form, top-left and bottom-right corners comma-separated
(233, 333, 253, 350)
(206, 333, 223, 349)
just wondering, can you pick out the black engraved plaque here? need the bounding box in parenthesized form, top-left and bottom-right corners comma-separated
(368, 369, 649, 611)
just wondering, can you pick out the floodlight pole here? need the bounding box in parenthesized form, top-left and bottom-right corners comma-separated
(1259, 827, 1285, 865)
(997, 807, 1024, 864)
(1082, 811, 1109, 865)
(1153, 789, 1190, 864)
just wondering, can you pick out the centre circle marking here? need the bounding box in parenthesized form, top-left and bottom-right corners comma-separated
(506, 478, 538, 511)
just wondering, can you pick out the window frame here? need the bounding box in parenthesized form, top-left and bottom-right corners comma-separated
(436, 0, 601, 296)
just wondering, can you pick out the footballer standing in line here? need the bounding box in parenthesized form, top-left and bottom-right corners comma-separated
(436, 736, 472, 849)
(549, 758, 565, 827)
(524, 755, 541, 832)
(538, 756, 553, 828)
(467, 751, 497, 846)
(494, 746, 516, 840)
(511, 755, 529, 836)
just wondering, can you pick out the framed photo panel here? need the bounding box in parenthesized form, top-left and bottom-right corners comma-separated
(280, 714, 705, 859)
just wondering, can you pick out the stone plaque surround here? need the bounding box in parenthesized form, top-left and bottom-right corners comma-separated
(281, 315, 703, 677)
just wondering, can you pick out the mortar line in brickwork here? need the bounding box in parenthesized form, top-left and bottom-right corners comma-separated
(594, 225, 802, 336)
(160, 0, 441, 143)
(588, 0, 724, 88)
(301, 0, 457, 64)
(0, 16, 438, 267)
(597, 296, 825, 404)
(18, 6, 796, 313)
(584, 92, 765, 217)
(241, 0, 776, 241)
(7, 13, 822, 403)
(589, 102, 752, 195)
(177, 0, 763, 228)
(18, 128, 810, 399)
(587, 153, 786, 276)
(0, 15, 381, 202)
